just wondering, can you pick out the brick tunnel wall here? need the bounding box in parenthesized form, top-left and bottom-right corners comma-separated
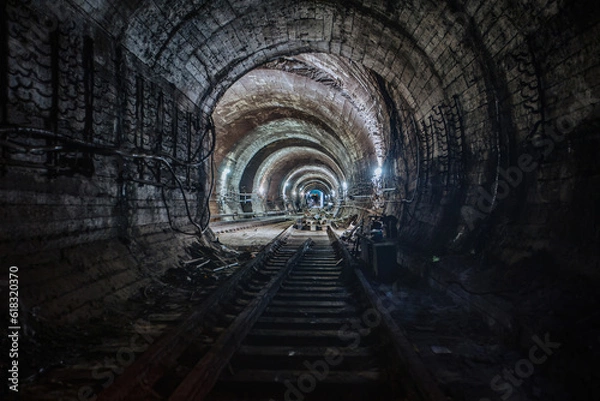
(0, 1, 210, 321)
(1, 0, 599, 324)
(488, 6, 600, 276)
(381, 2, 600, 278)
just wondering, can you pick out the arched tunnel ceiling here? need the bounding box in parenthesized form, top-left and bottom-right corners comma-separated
(300, 179, 333, 193)
(114, 0, 449, 115)
(69, 0, 503, 218)
(251, 148, 343, 200)
(284, 165, 342, 192)
(238, 138, 338, 190)
(54, 0, 599, 252)
(104, 0, 504, 217)
(212, 54, 390, 210)
(69, 0, 530, 160)
(294, 174, 338, 194)
(216, 116, 350, 183)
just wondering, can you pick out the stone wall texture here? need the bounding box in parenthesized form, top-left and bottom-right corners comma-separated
(1, 0, 599, 324)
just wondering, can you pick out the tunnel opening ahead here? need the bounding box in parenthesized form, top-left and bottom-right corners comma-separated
(210, 53, 389, 223)
(306, 189, 324, 209)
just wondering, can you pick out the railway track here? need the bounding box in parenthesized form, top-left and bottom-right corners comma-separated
(211, 216, 294, 234)
(98, 226, 445, 401)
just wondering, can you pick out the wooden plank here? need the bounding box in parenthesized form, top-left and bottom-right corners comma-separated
(287, 275, 340, 280)
(256, 316, 360, 325)
(248, 329, 346, 338)
(223, 369, 384, 384)
(288, 260, 335, 265)
(269, 299, 348, 307)
(238, 345, 373, 358)
(264, 306, 358, 315)
(291, 271, 340, 275)
(146, 313, 184, 322)
(168, 239, 312, 401)
(280, 285, 347, 292)
(242, 290, 349, 300)
(254, 284, 346, 292)
(274, 292, 350, 299)
(283, 278, 340, 284)
(280, 282, 343, 288)
(292, 268, 342, 273)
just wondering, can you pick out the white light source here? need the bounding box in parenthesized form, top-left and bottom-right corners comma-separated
(292, 191, 297, 196)
(374, 167, 383, 177)
(221, 169, 231, 186)
(342, 182, 348, 189)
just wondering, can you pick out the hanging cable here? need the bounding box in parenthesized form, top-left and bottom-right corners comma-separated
(400, 113, 421, 204)
(197, 141, 216, 234)
(197, 116, 216, 234)
(0, 125, 216, 236)
(0, 127, 210, 168)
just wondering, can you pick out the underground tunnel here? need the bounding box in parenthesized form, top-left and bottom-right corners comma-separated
(1, 0, 599, 400)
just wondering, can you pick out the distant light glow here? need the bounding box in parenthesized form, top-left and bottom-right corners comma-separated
(221, 168, 231, 188)
(374, 167, 383, 177)
(342, 182, 348, 189)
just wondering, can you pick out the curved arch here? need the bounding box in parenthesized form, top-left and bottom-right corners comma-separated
(213, 67, 385, 172)
(115, 0, 522, 245)
(253, 148, 343, 200)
